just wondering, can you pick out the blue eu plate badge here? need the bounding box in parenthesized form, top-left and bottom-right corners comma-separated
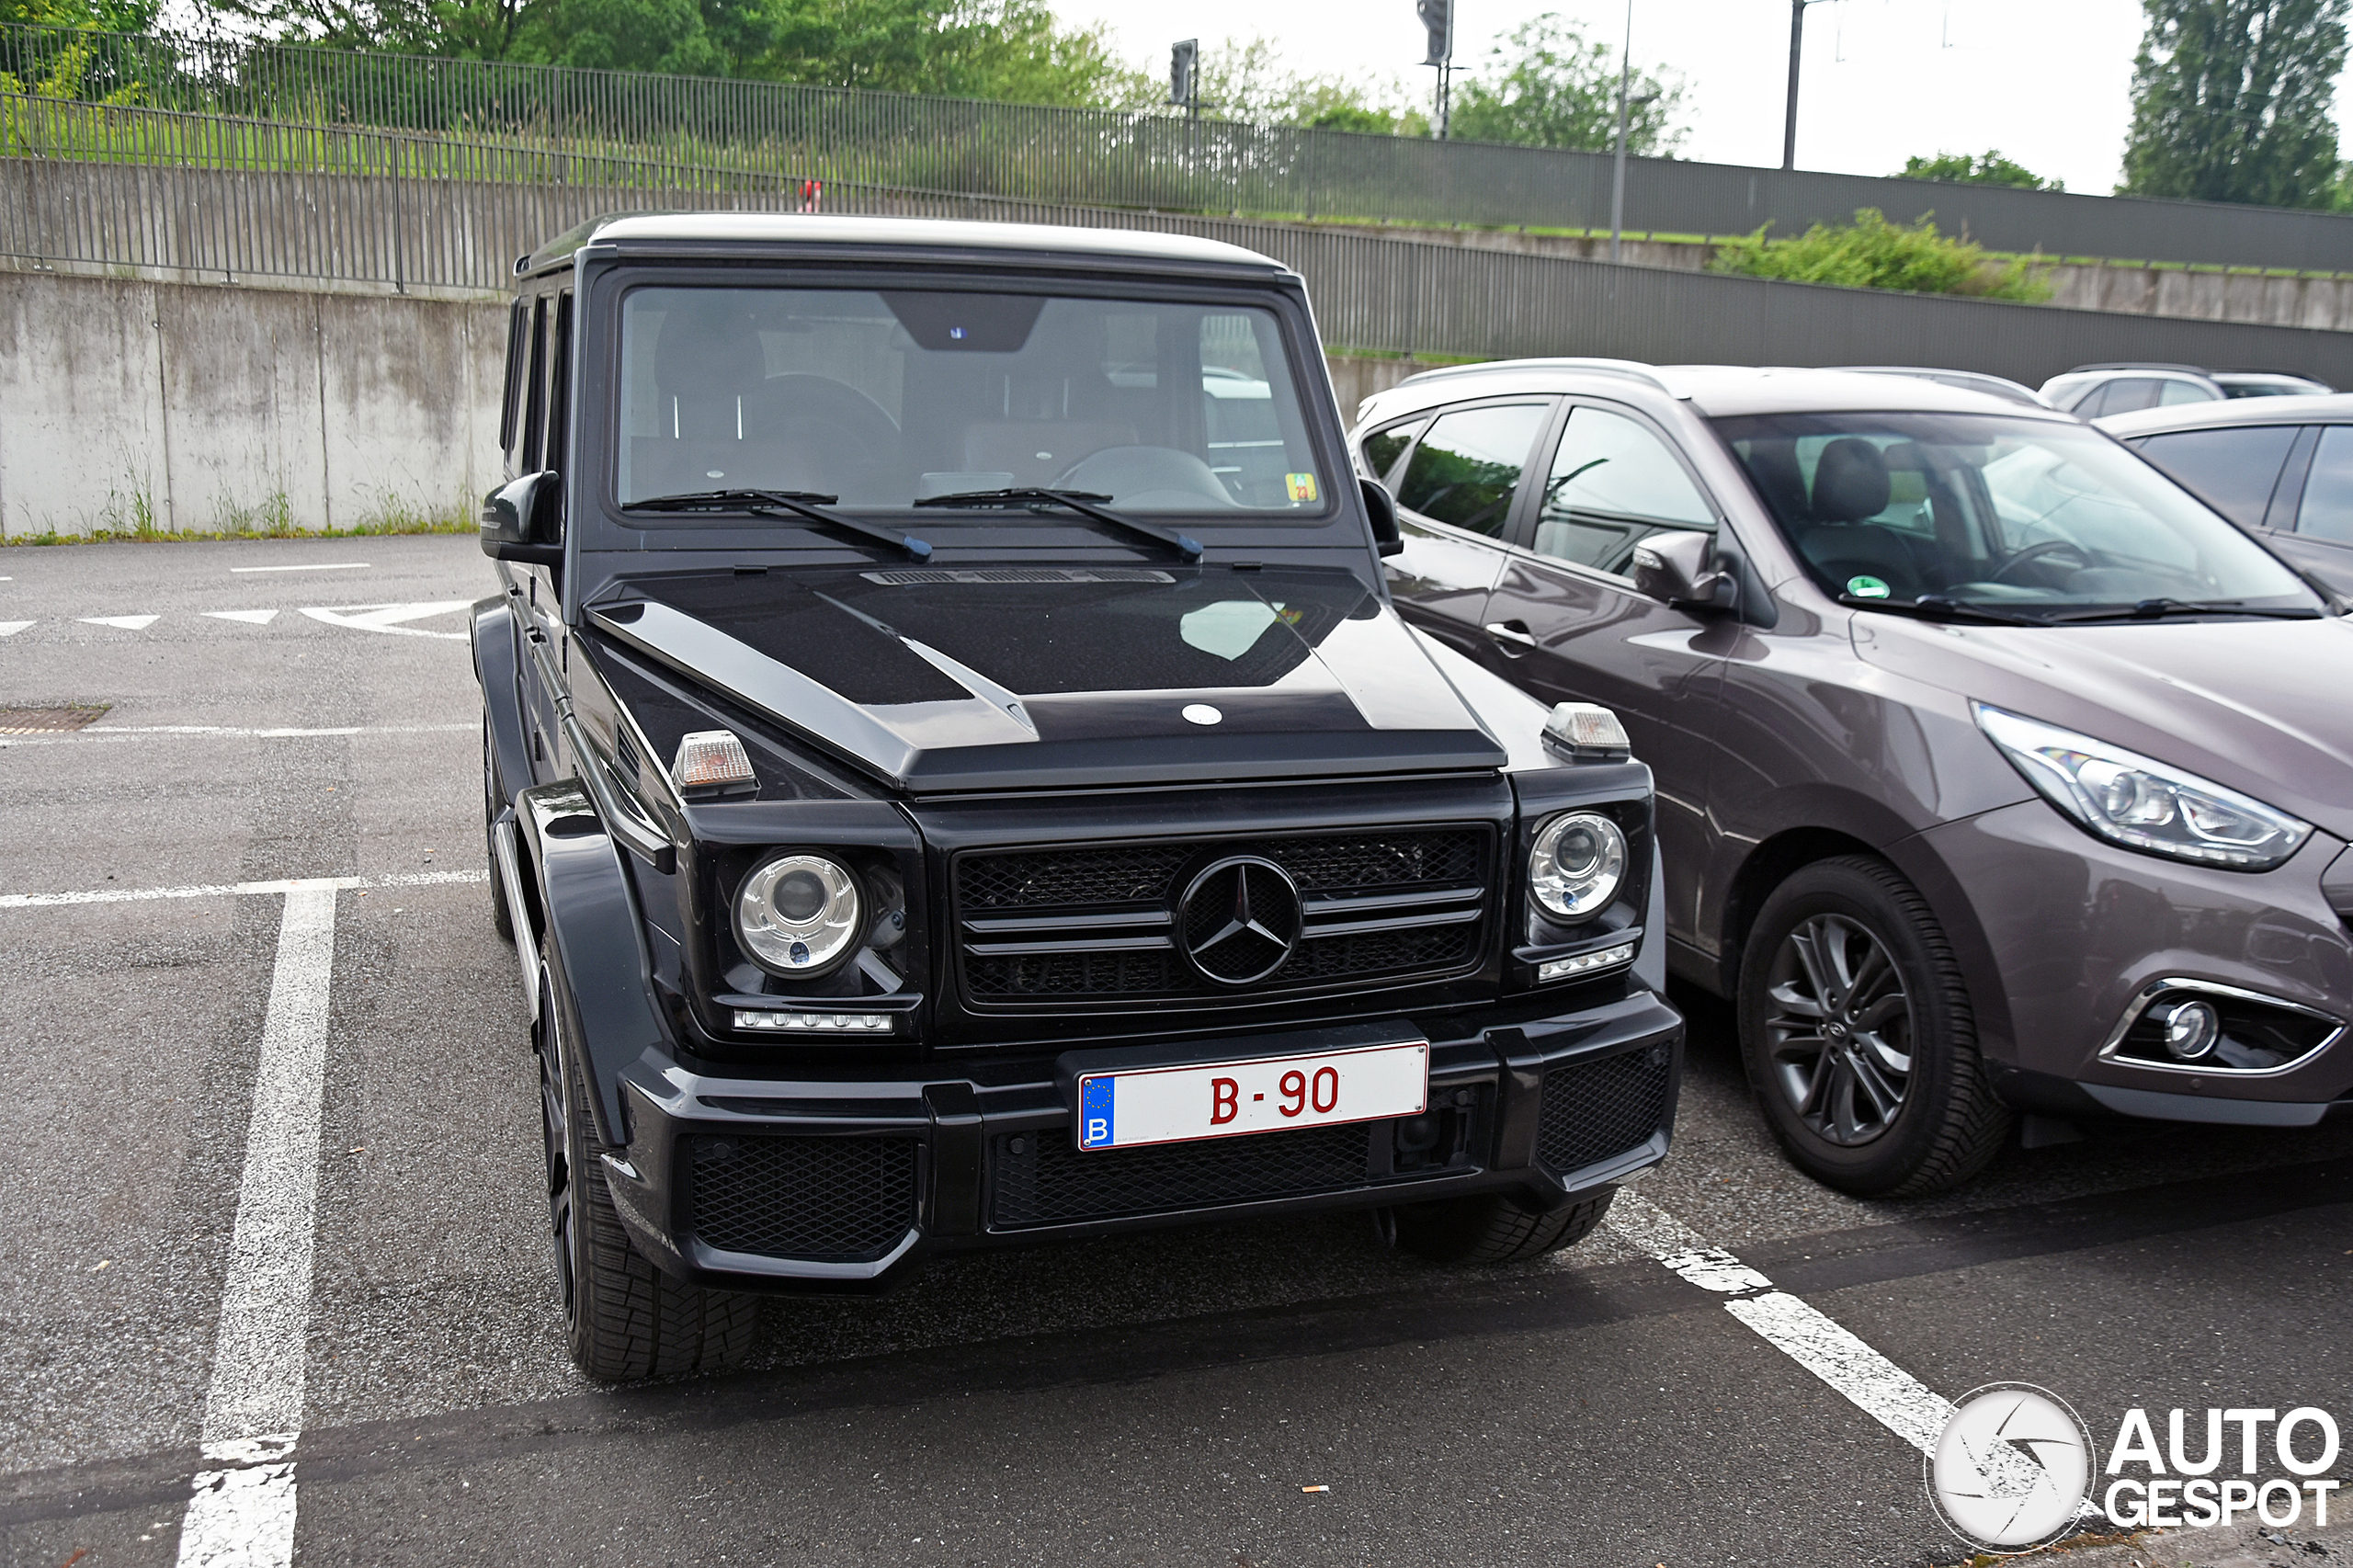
(1079, 1074, 1117, 1150)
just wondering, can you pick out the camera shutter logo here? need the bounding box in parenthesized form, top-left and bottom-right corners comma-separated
(1927, 1383, 2096, 1553)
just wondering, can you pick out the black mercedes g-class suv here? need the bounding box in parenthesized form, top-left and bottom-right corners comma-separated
(474, 212, 1684, 1381)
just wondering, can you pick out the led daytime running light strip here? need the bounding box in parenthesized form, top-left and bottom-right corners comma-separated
(734, 1009, 894, 1033)
(1539, 942, 1635, 983)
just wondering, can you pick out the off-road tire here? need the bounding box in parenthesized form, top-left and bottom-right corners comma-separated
(1736, 856, 2012, 1198)
(1391, 1187, 1617, 1265)
(540, 942, 756, 1381)
(483, 716, 515, 944)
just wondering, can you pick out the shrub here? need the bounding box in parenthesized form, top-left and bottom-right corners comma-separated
(1708, 208, 2052, 302)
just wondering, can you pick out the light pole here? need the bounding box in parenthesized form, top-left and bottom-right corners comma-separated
(1608, 0, 1632, 262)
(1418, 0, 1453, 139)
(1782, 0, 1833, 171)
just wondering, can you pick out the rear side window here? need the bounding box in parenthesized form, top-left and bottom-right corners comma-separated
(2096, 379, 2164, 416)
(2296, 426, 2353, 544)
(1360, 417, 1425, 482)
(2159, 379, 2219, 406)
(1393, 403, 1549, 538)
(1532, 405, 1714, 574)
(2134, 426, 2298, 528)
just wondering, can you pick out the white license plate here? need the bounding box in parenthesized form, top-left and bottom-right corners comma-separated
(1074, 1040, 1429, 1152)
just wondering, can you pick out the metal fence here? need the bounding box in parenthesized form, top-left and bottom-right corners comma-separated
(10, 22, 2353, 273)
(11, 153, 2353, 392)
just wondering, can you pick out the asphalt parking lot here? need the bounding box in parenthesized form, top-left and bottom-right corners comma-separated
(2, 532, 2348, 1568)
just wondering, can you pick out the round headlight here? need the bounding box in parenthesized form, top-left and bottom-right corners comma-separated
(734, 854, 861, 975)
(1529, 812, 1627, 920)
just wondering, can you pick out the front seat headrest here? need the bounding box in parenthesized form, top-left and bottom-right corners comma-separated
(1811, 437, 1893, 523)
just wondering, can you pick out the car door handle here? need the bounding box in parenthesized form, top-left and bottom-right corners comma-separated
(1483, 619, 1538, 653)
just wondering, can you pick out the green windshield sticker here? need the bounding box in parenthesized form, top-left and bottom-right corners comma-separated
(1846, 575, 1891, 599)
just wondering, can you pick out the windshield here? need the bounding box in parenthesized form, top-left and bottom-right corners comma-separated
(615, 285, 1330, 517)
(1711, 412, 2318, 618)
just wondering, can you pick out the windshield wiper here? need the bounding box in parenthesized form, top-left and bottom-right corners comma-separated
(1837, 593, 2046, 625)
(2040, 597, 2323, 623)
(914, 487, 1203, 563)
(627, 489, 931, 562)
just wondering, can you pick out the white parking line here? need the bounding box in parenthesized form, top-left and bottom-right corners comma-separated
(1, 723, 472, 747)
(80, 614, 160, 631)
(0, 869, 484, 908)
(0, 621, 28, 637)
(176, 883, 337, 1568)
(231, 563, 371, 574)
(206, 610, 281, 625)
(1606, 1190, 1956, 1455)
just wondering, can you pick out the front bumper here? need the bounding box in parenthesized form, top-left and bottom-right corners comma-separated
(597, 988, 1683, 1293)
(1917, 802, 2353, 1121)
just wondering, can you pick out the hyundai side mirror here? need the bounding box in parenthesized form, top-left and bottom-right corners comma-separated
(481, 472, 564, 565)
(1360, 475, 1404, 557)
(1631, 529, 1735, 612)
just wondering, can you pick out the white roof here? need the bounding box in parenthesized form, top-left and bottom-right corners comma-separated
(578, 211, 1286, 271)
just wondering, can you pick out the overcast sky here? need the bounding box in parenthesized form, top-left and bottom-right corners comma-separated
(1057, 0, 2329, 197)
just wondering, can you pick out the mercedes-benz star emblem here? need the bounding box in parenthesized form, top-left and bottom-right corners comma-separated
(1178, 856, 1303, 985)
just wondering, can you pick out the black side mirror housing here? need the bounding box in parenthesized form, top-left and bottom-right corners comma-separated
(1631, 528, 1736, 612)
(1360, 476, 1404, 557)
(482, 472, 564, 565)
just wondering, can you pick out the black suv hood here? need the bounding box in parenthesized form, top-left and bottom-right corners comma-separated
(587, 563, 1506, 792)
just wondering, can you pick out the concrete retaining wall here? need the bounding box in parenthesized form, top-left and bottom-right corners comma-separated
(0, 268, 1438, 537)
(0, 269, 503, 538)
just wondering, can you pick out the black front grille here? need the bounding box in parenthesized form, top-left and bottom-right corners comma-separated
(954, 827, 1493, 1007)
(992, 1122, 1376, 1227)
(688, 1134, 918, 1261)
(1534, 1047, 1674, 1176)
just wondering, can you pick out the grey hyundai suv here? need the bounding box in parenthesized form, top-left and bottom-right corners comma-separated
(1355, 360, 2353, 1195)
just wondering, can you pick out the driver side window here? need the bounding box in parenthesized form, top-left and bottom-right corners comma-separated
(1533, 405, 1714, 574)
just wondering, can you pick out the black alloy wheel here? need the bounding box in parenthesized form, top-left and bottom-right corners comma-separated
(1762, 913, 1913, 1148)
(1736, 857, 2012, 1198)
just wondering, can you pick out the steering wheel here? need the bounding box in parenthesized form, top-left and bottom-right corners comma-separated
(1987, 538, 2093, 585)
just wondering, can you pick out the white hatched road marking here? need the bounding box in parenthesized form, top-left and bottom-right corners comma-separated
(231, 562, 372, 574)
(0, 869, 485, 908)
(176, 883, 337, 1568)
(1607, 1191, 1958, 1454)
(298, 602, 470, 640)
(80, 614, 160, 631)
(206, 609, 281, 625)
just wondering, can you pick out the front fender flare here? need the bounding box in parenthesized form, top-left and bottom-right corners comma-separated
(517, 780, 666, 1147)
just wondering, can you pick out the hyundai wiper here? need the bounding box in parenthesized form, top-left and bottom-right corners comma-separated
(1837, 593, 2046, 625)
(914, 487, 1203, 562)
(2040, 597, 2322, 623)
(627, 488, 931, 562)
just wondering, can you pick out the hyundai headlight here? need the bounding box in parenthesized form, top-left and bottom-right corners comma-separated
(1529, 812, 1627, 919)
(735, 853, 862, 974)
(1973, 704, 2311, 870)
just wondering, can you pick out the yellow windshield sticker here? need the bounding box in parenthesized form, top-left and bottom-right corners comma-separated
(1285, 472, 1319, 503)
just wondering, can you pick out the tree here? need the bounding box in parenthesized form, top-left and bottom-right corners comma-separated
(1899, 150, 2062, 191)
(1448, 14, 1683, 153)
(2120, 0, 2349, 208)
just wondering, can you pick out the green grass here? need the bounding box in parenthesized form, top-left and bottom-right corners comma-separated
(3, 516, 474, 547)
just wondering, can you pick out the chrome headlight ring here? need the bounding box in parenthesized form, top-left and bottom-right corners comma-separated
(1529, 811, 1629, 921)
(734, 853, 863, 976)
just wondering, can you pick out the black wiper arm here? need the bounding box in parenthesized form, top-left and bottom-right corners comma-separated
(1837, 593, 2044, 625)
(913, 487, 1203, 562)
(626, 489, 931, 562)
(2042, 597, 2322, 623)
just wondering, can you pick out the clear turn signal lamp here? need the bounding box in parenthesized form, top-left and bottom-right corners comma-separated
(674, 729, 756, 789)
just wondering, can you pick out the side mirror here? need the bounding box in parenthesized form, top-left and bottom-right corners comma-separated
(1360, 476, 1404, 557)
(481, 472, 564, 565)
(1631, 529, 1735, 612)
